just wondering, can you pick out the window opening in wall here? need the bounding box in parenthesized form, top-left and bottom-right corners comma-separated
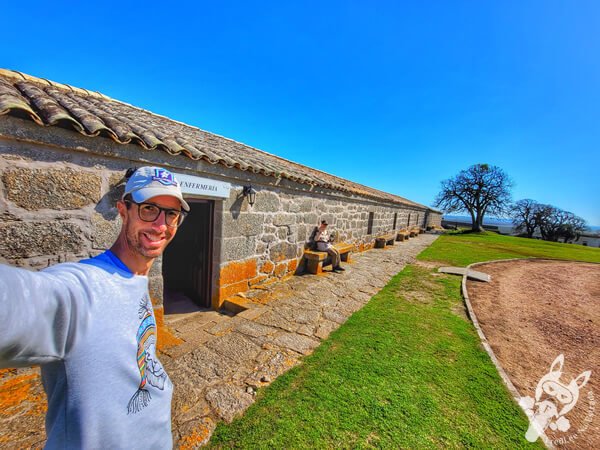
(367, 212, 374, 235)
(393, 212, 398, 230)
(163, 199, 214, 314)
(407, 213, 411, 227)
(416, 213, 419, 226)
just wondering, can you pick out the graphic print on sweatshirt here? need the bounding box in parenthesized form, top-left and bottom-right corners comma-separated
(127, 295, 170, 414)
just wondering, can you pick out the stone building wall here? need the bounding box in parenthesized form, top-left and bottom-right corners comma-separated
(214, 184, 430, 305)
(0, 121, 440, 309)
(0, 148, 169, 299)
(425, 210, 443, 228)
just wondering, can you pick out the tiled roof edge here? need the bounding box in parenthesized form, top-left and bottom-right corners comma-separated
(0, 68, 203, 132)
(0, 68, 432, 210)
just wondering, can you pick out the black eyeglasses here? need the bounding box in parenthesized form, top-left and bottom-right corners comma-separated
(124, 200, 187, 227)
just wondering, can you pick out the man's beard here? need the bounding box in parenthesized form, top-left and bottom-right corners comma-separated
(125, 223, 172, 259)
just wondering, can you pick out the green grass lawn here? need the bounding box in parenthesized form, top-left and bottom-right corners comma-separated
(208, 233, 597, 449)
(418, 231, 600, 266)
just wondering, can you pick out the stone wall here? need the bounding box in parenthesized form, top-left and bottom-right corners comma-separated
(425, 210, 443, 228)
(0, 142, 167, 302)
(0, 125, 439, 309)
(213, 184, 431, 305)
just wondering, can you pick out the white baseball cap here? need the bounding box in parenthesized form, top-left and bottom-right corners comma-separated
(123, 167, 190, 212)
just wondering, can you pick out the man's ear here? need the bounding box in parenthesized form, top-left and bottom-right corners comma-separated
(116, 200, 128, 220)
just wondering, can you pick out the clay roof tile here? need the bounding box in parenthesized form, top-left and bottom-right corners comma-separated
(0, 68, 429, 209)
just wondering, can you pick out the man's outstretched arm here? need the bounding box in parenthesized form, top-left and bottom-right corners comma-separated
(0, 264, 91, 368)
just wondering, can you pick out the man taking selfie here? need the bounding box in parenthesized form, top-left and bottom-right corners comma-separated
(0, 166, 189, 449)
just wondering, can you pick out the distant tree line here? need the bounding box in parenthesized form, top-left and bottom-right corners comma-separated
(435, 163, 587, 241)
(509, 199, 586, 243)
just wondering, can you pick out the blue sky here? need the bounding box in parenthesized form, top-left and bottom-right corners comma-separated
(3, 1, 599, 225)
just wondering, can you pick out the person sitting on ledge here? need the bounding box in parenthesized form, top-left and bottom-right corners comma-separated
(314, 220, 345, 272)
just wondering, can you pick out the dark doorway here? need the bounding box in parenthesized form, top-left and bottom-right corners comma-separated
(162, 200, 213, 314)
(367, 212, 374, 235)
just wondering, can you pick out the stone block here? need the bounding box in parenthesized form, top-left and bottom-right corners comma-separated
(324, 310, 348, 324)
(253, 191, 280, 212)
(271, 332, 320, 355)
(179, 346, 235, 381)
(0, 221, 83, 258)
(223, 188, 243, 210)
(263, 225, 277, 234)
(302, 213, 318, 225)
(269, 242, 297, 262)
(148, 255, 163, 277)
(299, 199, 313, 212)
(245, 350, 299, 388)
(260, 260, 274, 274)
(234, 320, 277, 338)
(91, 213, 121, 249)
(222, 236, 256, 260)
(205, 332, 261, 364)
(249, 274, 268, 286)
(3, 167, 101, 210)
(219, 280, 249, 300)
(219, 259, 257, 286)
(287, 259, 298, 273)
(149, 276, 164, 306)
(255, 242, 266, 254)
(277, 227, 288, 240)
(223, 213, 265, 237)
(296, 224, 307, 242)
(261, 234, 277, 243)
(273, 213, 295, 226)
(284, 201, 301, 213)
(255, 310, 297, 333)
(205, 384, 254, 423)
(273, 262, 287, 277)
(107, 172, 126, 206)
(315, 320, 339, 340)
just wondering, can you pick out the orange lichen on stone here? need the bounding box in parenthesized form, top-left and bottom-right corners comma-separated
(153, 307, 184, 352)
(287, 258, 298, 273)
(0, 373, 45, 416)
(273, 262, 287, 277)
(0, 368, 17, 379)
(260, 260, 274, 274)
(178, 422, 213, 449)
(249, 274, 268, 286)
(219, 280, 249, 300)
(219, 259, 257, 286)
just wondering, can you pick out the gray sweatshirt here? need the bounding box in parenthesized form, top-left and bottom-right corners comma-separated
(0, 251, 173, 449)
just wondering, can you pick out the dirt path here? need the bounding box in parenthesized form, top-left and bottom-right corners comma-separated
(466, 259, 600, 449)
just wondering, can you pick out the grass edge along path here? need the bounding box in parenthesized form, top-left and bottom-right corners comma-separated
(208, 259, 544, 448)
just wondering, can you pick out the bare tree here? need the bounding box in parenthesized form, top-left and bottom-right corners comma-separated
(434, 164, 513, 231)
(532, 204, 558, 241)
(558, 213, 587, 243)
(510, 199, 542, 238)
(536, 205, 586, 242)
